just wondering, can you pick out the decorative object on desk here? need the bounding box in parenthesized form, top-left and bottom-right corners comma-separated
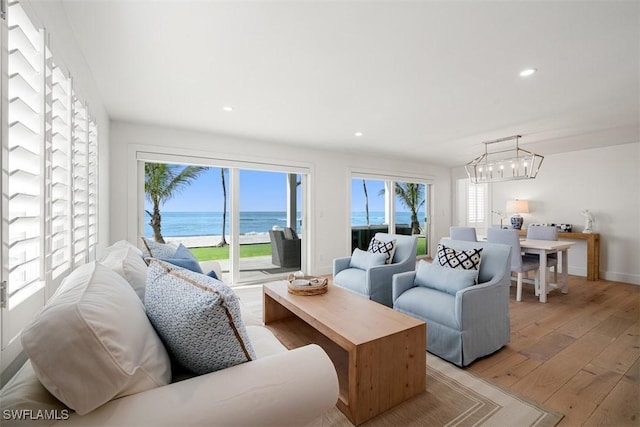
(581, 209, 595, 233)
(506, 199, 529, 230)
(287, 274, 328, 296)
(465, 135, 544, 184)
(559, 223, 572, 232)
(492, 210, 507, 229)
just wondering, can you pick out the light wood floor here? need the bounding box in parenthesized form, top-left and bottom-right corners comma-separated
(468, 275, 639, 427)
(236, 274, 639, 426)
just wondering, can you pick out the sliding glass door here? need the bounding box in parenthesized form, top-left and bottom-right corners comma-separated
(238, 170, 302, 282)
(141, 160, 307, 286)
(351, 175, 432, 257)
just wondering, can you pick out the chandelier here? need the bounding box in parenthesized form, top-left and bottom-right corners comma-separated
(465, 135, 544, 184)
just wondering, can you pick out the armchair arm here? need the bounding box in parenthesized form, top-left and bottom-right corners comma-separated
(333, 257, 352, 276)
(455, 275, 510, 330)
(367, 262, 415, 307)
(392, 271, 417, 304)
(60, 345, 338, 427)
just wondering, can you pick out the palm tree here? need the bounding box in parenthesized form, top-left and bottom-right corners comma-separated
(217, 168, 228, 247)
(144, 163, 207, 243)
(380, 183, 425, 235)
(362, 179, 370, 226)
(396, 183, 425, 234)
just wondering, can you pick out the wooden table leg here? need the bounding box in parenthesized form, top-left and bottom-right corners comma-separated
(561, 248, 569, 294)
(539, 250, 548, 303)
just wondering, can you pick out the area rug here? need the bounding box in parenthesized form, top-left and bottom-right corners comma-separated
(233, 285, 563, 427)
(322, 353, 563, 427)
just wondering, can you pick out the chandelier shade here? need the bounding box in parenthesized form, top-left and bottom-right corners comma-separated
(465, 135, 544, 184)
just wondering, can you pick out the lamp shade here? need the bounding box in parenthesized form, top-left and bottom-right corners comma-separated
(506, 199, 529, 214)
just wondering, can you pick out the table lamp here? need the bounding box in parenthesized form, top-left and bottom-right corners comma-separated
(506, 199, 529, 230)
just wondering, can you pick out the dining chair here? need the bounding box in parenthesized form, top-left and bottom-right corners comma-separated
(526, 225, 559, 283)
(449, 226, 478, 242)
(487, 228, 540, 301)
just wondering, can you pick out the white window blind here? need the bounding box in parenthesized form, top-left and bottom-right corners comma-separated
(87, 118, 98, 258)
(71, 95, 88, 266)
(48, 61, 72, 278)
(467, 183, 486, 227)
(6, 0, 45, 303)
(2, 1, 99, 368)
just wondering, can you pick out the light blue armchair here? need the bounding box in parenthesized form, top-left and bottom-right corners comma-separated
(333, 233, 418, 307)
(392, 239, 511, 367)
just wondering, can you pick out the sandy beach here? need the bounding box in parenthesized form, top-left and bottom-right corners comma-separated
(165, 234, 271, 248)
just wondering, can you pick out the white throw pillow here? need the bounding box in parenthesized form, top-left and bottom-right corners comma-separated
(99, 240, 148, 300)
(21, 262, 171, 415)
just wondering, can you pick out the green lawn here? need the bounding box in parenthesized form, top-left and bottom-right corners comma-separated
(190, 236, 427, 261)
(190, 243, 272, 261)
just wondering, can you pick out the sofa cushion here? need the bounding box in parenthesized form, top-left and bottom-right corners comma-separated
(437, 243, 482, 270)
(414, 260, 479, 295)
(21, 262, 171, 415)
(141, 237, 178, 259)
(368, 237, 396, 264)
(155, 243, 203, 274)
(349, 248, 387, 270)
(145, 261, 256, 375)
(394, 286, 459, 329)
(333, 268, 368, 296)
(0, 360, 70, 426)
(99, 240, 148, 300)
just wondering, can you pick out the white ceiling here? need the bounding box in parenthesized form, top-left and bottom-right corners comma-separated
(59, 0, 639, 167)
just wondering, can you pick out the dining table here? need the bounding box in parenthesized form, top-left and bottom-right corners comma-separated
(519, 239, 576, 303)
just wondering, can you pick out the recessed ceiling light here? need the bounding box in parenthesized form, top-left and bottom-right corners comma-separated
(222, 106, 233, 112)
(519, 68, 537, 77)
(355, 132, 363, 137)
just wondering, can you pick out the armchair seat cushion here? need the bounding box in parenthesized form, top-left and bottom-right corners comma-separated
(394, 287, 458, 329)
(333, 268, 367, 296)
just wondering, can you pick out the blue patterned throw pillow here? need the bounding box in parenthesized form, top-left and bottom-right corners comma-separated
(367, 237, 396, 264)
(145, 260, 256, 375)
(141, 237, 178, 259)
(436, 244, 482, 270)
(156, 244, 203, 274)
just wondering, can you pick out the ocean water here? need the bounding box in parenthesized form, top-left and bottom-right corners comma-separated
(144, 211, 417, 237)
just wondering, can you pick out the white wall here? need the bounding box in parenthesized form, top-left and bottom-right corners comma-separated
(109, 121, 452, 275)
(23, 0, 110, 250)
(453, 142, 640, 284)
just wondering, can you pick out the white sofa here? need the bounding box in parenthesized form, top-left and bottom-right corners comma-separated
(1, 242, 339, 426)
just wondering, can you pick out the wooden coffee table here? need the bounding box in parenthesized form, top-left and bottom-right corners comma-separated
(263, 281, 426, 425)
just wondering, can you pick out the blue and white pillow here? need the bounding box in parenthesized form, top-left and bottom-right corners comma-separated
(367, 237, 396, 264)
(145, 261, 256, 375)
(156, 244, 203, 274)
(141, 237, 178, 259)
(436, 244, 482, 270)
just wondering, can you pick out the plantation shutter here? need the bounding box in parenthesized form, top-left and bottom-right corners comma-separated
(87, 118, 98, 259)
(467, 182, 487, 229)
(2, 0, 47, 363)
(71, 95, 88, 266)
(48, 61, 72, 279)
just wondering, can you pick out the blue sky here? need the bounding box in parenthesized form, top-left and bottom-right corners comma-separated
(145, 167, 297, 212)
(145, 165, 417, 213)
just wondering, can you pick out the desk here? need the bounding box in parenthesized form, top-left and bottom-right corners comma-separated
(518, 230, 600, 280)
(520, 239, 576, 303)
